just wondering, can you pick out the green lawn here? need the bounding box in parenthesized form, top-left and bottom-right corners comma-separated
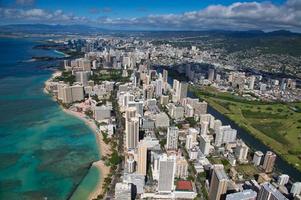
(191, 86, 301, 171)
(90, 69, 130, 84)
(235, 164, 259, 179)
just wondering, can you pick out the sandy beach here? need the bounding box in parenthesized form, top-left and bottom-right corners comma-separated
(62, 108, 112, 200)
(44, 72, 112, 200)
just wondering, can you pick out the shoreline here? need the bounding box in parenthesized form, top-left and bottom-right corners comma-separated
(53, 49, 70, 57)
(62, 107, 111, 200)
(44, 72, 111, 200)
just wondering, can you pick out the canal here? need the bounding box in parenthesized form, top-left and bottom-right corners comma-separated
(156, 66, 301, 181)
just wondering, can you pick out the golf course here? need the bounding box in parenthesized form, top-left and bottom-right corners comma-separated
(191, 86, 301, 172)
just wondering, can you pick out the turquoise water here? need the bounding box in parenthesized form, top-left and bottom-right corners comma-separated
(70, 165, 100, 200)
(0, 38, 100, 199)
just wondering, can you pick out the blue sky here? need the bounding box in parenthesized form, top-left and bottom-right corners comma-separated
(1, 0, 286, 18)
(0, 0, 300, 31)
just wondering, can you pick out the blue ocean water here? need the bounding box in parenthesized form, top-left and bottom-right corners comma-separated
(0, 38, 100, 200)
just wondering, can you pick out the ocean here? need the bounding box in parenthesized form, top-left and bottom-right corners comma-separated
(0, 37, 100, 200)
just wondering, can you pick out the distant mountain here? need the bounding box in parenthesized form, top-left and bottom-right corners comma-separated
(0, 24, 107, 35)
(265, 30, 301, 37)
(0, 24, 300, 38)
(200, 29, 301, 38)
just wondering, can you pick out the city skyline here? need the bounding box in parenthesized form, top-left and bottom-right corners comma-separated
(1, 0, 301, 32)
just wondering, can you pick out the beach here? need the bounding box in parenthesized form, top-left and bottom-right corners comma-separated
(45, 73, 111, 200)
(62, 108, 111, 200)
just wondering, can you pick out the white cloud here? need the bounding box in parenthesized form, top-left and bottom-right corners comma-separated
(0, 8, 88, 24)
(1, 0, 301, 31)
(91, 0, 301, 31)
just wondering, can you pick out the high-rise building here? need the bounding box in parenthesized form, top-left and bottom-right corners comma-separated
(200, 134, 211, 156)
(215, 125, 237, 147)
(94, 105, 111, 121)
(125, 107, 137, 120)
(257, 182, 288, 200)
(137, 142, 148, 176)
(291, 182, 301, 197)
(249, 76, 255, 90)
(160, 95, 169, 105)
(209, 164, 229, 200)
(128, 100, 144, 116)
(185, 104, 194, 117)
(263, 151, 276, 173)
(78, 58, 91, 71)
(155, 79, 163, 97)
(115, 182, 132, 200)
(201, 121, 209, 135)
(126, 155, 135, 173)
(58, 84, 84, 103)
(178, 82, 188, 99)
(175, 156, 188, 178)
(158, 154, 176, 193)
(163, 69, 168, 83)
(235, 140, 249, 163)
(70, 84, 84, 102)
(226, 189, 257, 200)
(252, 151, 263, 166)
(277, 174, 289, 186)
(173, 79, 180, 92)
(194, 101, 208, 115)
(166, 126, 179, 151)
(188, 128, 198, 142)
(171, 105, 184, 120)
(208, 68, 215, 81)
(60, 85, 73, 103)
(75, 71, 90, 86)
(214, 119, 222, 133)
(125, 117, 139, 149)
(155, 112, 170, 128)
(186, 134, 194, 150)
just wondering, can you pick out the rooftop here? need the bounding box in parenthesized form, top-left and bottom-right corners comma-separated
(176, 180, 193, 191)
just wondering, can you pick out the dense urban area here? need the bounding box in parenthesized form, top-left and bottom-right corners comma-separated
(43, 33, 301, 200)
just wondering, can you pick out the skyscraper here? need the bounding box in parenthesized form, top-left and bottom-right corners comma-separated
(208, 68, 215, 81)
(126, 155, 135, 173)
(186, 134, 194, 150)
(291, 182, 301, 197)
(125, 117, 139, 149)
(263, 151, 276, 173)
(225, 189, 257, 200)
(75, 71, 90, 86)
(137, 142, 148, 176)
(70, 84, 85, 102)
(252, 151, 263, 166)
(158, 154, 176, 193)
(277, 174, 289, 186)
(235, 140, 249, 163)
(201, 121, 209, 135)
(166, 126, 179, 150)
(163, 69, 168, 83)
(257, 183, 288, 200)
(125, 107, 137, 120)
(173, 79, 180, 92)
(178, 82, 188, 99)
(209, 164, 228, 200)
(249, 76, 255, 90)
(175, 156, 188, 178)
(155, 79, 163, 97)
(200, 134, 211, 156)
